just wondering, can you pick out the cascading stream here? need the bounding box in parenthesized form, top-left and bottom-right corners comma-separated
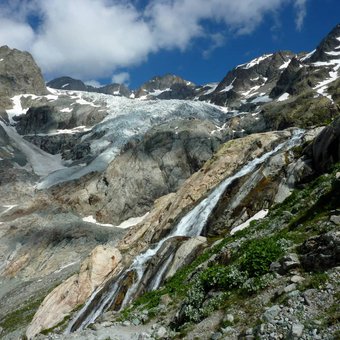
(66, 129, 303, 333)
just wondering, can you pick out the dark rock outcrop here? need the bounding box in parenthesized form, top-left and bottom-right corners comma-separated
(14, 106, 56, 134)
(309, 24, 340, 63)
(312, 117, 340, 173)
(298, 232, 340, 271)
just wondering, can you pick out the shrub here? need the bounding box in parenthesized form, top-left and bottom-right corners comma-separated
(240, 237, 283, 277)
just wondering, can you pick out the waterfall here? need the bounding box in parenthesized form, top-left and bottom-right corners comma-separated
(66, 130, 303, 333)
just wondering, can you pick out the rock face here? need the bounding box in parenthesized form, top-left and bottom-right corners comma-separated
(135, 74, 195, 99)
(203, 51, 294, 107)
(312, 116, 340, 173)
(51, 119, 224, 224)
(26, 245, 122, 339)
(309, 24, 340, 63)
(0, 45, 47, 98)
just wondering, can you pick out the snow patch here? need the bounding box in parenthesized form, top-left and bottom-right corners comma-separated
(220, 78, 236, 93)
(277, 92, 290, 102)
(230, 210, 268, 235)
(83, 213, 149, 229)
(250, 95, 272, 104)
(238, 54, 273, 69)
(202, 83, 218, 95)
(279, 60, 291, 70)
(300, 49, 316, 62)
(6, 95, 28, 124)
(325, 50, 340, 56)
(61, 83, 70, 88)
(60, 107, 72, 113)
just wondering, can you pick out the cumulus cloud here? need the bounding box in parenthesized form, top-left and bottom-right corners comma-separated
(112, 72, 130, 85)
(0, 0, 308, 80)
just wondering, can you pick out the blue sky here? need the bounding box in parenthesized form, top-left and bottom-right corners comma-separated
(0, 0, 339, 89)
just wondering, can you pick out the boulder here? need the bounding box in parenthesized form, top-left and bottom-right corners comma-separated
(298, 232, 340, 271)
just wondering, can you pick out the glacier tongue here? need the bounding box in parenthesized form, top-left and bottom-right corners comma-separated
(0, 121, 65, 177)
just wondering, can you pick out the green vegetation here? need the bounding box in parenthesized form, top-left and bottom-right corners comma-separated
(0, 298, 44, 335)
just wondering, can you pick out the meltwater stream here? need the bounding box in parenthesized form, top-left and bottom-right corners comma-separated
(66, 130, 303, 333)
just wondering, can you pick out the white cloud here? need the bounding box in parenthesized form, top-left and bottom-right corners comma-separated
(0, 18, 35, 50)
(112, 72, 130, 85)
(85, 80, 102, 88)
(31, 0, 154, 79)
(0, 0, 308, 80)
(294, 0, 307, 31)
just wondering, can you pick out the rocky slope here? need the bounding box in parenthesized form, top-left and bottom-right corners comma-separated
(0, 24, 339, 340)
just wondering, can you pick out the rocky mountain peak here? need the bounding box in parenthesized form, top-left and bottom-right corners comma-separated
(134, 73, 195, 99)
(0, 45, 47, 98)
(47, 76, 88, 91)
(309, 24, 340, 62)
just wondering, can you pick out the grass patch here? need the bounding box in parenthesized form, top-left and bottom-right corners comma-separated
(0, 297, 44, 335)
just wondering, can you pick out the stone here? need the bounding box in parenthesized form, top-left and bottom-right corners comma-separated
(132, 318, 141, 326)
(123, 320, 131, 327)
(156, 326, 167, 338)
(225, 314, 234, 323)
(291, 323, 304, 338)
(330, 215, 340, 225)
(211, 332, 223, 340)
(280, 253, 300, 273)
(290, 275, 305, 284)
(284, 283, 297, 293)
(263, 305, 281, 322)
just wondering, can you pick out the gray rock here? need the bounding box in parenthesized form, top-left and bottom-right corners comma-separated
(280, 253, 300, 273)
(211, 332, 223, 340)
(290, 275, 305, 284)
(284, 283, 297, 293)
(156, 326, 167, 338)
(132, 318, 141, 326)
(290, 323, 304, 338)
(263, 305, 281, 322)
(225, 314, 234, 323)
(330, 215, 340, 225)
